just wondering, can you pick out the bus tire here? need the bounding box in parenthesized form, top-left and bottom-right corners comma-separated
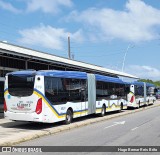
(65, 109, 73, 124)
(138, 101, 140, 109)
(120, 102, 123, 110)
(100, 105, 106, 117)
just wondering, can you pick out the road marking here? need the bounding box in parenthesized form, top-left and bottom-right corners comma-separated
(131, 127, 139, 131)
(104, 121, 125, 129)
(131, 119, 153, 131)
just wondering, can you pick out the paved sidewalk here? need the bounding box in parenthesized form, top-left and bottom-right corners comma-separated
(0, 101, 160, 146)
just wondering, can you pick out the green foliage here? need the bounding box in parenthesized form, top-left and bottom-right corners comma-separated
(138, 79, 160, 87)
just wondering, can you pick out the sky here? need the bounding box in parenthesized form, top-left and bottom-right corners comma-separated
(0, 0, 160, 81)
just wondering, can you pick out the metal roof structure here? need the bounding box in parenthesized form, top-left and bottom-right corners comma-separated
(0, 41, 138, 79)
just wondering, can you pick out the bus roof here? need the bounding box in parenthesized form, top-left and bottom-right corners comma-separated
(7, 70, 36, 76)
(95, 74, 124, 84)
(132, 81, 144, 86)
(7, 70, 88, 79)
(132, 81, 155, 87)
(37, 70, 87, 79)
(7, 70, 127, 84)
(146, 83, 155, 87)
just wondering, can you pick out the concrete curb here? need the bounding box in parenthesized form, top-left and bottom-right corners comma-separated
(0, 102, 160, 146)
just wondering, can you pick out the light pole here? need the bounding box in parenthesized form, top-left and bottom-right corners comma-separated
(68, 36, 71, 59)
(122, 44, 134, 72)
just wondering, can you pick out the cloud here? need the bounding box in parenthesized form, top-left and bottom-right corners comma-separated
(18, 24, 84, 50)
(126, 65, 160, 81)
(0, 0, 21, 13)
(68, 0, 160, 42)
(26, 0, 73, 14)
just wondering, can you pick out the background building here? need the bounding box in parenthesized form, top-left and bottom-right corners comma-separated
(0, 41, 138, 112)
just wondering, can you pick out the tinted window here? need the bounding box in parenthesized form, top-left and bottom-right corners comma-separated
(45, 77, 69, 104)
(135, 86, 144, 96)
(45, 77, 87, 105)
(147, 86, 155, 95)
(8, 75, 35, 97)
(96, 81, 104, 99)
(115, 84, 125, 97)
(108, 83, 115, 96)
(96, 81, 125, 100)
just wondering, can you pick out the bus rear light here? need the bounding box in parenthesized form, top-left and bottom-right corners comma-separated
(35, 98, 42, 114)
(4, 99, 7, 112)
(130, 96, 134, 103)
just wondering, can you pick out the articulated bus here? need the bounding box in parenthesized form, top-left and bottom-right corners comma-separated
(4, 70, 156, 124)
(127, 82, 156, 108)
(4, 70, 129, 124)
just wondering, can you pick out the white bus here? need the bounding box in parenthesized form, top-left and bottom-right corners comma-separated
(127, 82, 156, 108)
(4, 70, 128, 124)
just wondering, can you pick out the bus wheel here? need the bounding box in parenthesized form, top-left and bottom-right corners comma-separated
(100, 105, 106, 117)
(120, 103, 123, 110)
(65, 109, 73, 124)
(138, 102, 140, 109)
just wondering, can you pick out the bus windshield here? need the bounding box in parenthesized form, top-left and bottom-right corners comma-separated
(8, 74, 35, 97)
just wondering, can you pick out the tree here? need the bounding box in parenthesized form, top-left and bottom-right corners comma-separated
(138, 79, 160, 87)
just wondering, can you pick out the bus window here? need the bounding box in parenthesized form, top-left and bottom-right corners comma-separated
(108, 83, 115, 96)
(8, 74, 35, 97)
(63, 78, 87, 102)
(125, 85, 130, 94)
(45, 77, 67, 104)
(135, 86, 144, 96)
(96, 81, 104, 100)
(45, 77, 87, 104)
(115, 83, 125, 97)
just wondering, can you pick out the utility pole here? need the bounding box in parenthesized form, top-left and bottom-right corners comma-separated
(68, 36, 71, 59)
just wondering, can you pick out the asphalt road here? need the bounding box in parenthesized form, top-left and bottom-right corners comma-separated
(13, 105, 160, 154)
